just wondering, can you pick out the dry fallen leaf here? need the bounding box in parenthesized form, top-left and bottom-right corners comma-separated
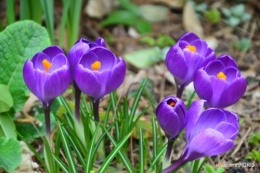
(183, 2, 204, 38)
(153, 0, 186, 9)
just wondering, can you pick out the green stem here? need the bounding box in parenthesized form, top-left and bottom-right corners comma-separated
(43, 104, 51, 142)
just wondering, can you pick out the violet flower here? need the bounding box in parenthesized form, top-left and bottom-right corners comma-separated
(194, 54, 247, 108)
(23, 45, 70, 139)
(67, 38, 106, 121)
(165, 32, 215, 98)
(163, 100, 239, 173)
(74, 46, 126, 121)
(156, 96, 187, 161)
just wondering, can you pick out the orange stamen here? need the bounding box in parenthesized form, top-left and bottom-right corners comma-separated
(91, 61, 101, 71)
(42, 59, 52, 73)
(186, 45, 197, 52)
(217, 72, 227, 80)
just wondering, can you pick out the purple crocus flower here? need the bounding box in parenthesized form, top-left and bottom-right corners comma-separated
(74, 46, 126, 121)
(23, 45, 70, 139)
(68, 38, 106, 82)
(165, 32, 215, 98)
(163, 100, 239, 173)
(194, 54, 247, 108)
(67, 38, 106, 121)
(156, 96, 187, 161)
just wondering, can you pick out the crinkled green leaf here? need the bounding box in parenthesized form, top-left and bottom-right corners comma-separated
(0, 20, 51, 112)
(0, 137, 22, 172)
(0, 84, 13, 113)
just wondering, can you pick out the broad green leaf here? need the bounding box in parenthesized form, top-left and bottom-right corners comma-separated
(135, 19, 152, 34)
(124, 47, 166, 68)
(0, 84, 13, 113)
(0, 112, 16, 138)
(0, 137, 22, 172)
(100, 10, 138, 27)
(118, 0, 140, 16)
(231, 4, 244, 17)
(0, 20, 51, 112)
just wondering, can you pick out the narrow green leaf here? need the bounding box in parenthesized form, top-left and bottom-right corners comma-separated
(6, 0, 15, 24)
(149, 143, 167, 172)
(0, 84, 13, 113)
(40, 0, 54, 43)
(28, 0, 42, 24)
(139, 127, 144, 173)
(103, 128, 135, 173)
(43, 136, 56, 173)
(16, 131, 47, 170)
(152, 116, 158, 172)
(53, 154, 69, 173)
(86, 124, 101, 173)
(20, 0, 29, 20)
(58, 123, 78, 173)
(58, 0, 71, 47)
(0, 137, 22, 172)
(128, 78, 148, 127)
(98, 132, 131, 173)
(0, 20, 51, 112)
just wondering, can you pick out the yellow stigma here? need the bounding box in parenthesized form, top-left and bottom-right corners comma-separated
(186, 45, 197, 52)
(217, 72, 227, 80)
(42, 59, 52, 73)
(91, 61, 101, 71)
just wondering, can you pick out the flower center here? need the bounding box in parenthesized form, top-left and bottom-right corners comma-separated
(91, 61, 101, 71)
(186, 45, 196, 52)
(217, 71, 227, 80)
(42, 59, 52, 73)
(167, 99, 176, 107)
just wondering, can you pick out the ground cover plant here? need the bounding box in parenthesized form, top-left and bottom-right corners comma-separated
(0, 0, 260, 173)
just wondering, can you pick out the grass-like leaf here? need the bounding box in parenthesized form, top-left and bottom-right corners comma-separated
(139, 127, 144, 173)
(58, 123, 78, 173)
(98, 131, 132, 173)
(52, 154, 69, 173)
(40, 0, 54, 43)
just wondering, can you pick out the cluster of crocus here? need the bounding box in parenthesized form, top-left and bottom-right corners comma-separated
(23, 38, 126, 139)
(157, 32, 247, 172)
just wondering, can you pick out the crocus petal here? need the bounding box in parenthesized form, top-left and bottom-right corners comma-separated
(166, 46, 188, 81)
(215, 122, 238, 140)
(156, 102, 181, 139)
(34, 69, 48, 103)
(42, 45, 64, 59)
(80, 51, 98, 69)
(95, 38, 107, 47)
(67, 40, 90, 76)
(209, 76, 228, 107)
(74, 64, 102, 99)
(218, 77, 247, 108)
(183, 49, 204, 83)
(31, 52, 50, 71)
(190, 39, 207, 56)
(218, 54, 238, 68)
(105, 58, 126, 94)
(179, 32, 200, 43)
(44, 66, 71, 104)
(185, 128, 234, 160)
(91, 47, 117, 70)
(223, 67, 240, 83)
(194, 69, 213, 102)
(23, 60, 37, 95)
(190, 108, 226, 140)
(224, 110, 239, 129)
(186, 100, 205, 140)
(49, 54, 68, 73)
(205, 60, 225, 76)
(94, 70, 112, 98)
